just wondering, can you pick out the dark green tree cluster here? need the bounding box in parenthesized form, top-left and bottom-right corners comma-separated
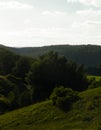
(50, 86, 79, 111)
(0, 48, 33, 113)
(0, 48, 88, 113)
(87, 64, 101, 76)
(26, 51, 88, 102)
(0, 48, 19, 75)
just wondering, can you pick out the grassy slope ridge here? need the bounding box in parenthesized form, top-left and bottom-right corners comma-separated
(88, 75, 101, 81)
(1, 44, 101, 66)
(0, 87, 101, 130)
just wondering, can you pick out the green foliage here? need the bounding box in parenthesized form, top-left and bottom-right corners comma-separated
(0, 74, 34, 112)
(88, 75, 101, 82)
(18, 91, 32, 107)
(0, 47, 19, 75)
(0, 75, 14, 96)
(27, 51, 88, 102)
(7, 44, 101, 67)
(87, 64, 101, 76)
(0, 87, 101, 130)
(88, 76, 101, 89)
(13, 56, 32, 80)
(0, 46, 98, 115)
(0, 96, 10, 114)
(50, 86, 79, 110)
(0, 48, 34, 112)
(0, 45, 101, 129)
(6, 74, 26, 93)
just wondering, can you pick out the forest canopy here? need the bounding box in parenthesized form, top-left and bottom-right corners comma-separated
(0, 47, 100, 113)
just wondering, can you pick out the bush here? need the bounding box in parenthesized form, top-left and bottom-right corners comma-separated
(0, 75, 14, 96)
(50, 86, 80, 111)
(88, 78, 101, 89)
(18, 91, 32, 107)
(0, 96, 10, 114)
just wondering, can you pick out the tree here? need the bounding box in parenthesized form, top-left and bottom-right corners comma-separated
(26, 52, 88, 102)
(50, 86, 79, 111)
(0, 48, 19, 75)
(70, 64, 88, 91)
(0, 96, 10, 114)
(13, 56, 32, 81)
(0, 76, 14, 96)
(18, 91, 32, 107)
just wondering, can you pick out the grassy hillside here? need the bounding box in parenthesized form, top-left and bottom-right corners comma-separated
(88, 75, 101, 81)
(0, 87, 101, 130)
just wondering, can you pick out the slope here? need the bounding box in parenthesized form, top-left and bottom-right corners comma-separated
(0, 87, 101, 130)
(0, 44, 101, 66)
(12, 45, 101, 67)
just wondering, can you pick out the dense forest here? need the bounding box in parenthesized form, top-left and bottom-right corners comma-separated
(0, 45, 101, 114)
(6, 44, 101, 67)
(1, 44, 101, 75)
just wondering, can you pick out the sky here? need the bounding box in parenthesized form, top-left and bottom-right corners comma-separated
(0, 0, 101, 47)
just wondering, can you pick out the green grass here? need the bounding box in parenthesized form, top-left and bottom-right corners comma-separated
(87, 75, 101, 81)
(0, 87, 101, 130)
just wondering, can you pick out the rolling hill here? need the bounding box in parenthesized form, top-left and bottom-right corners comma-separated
(0, 44, 101, 130)
(1, 44, 101, 67)
(0, 87, 101, 130)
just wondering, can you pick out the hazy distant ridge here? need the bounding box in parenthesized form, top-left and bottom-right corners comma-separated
(0, 44, 101, 67)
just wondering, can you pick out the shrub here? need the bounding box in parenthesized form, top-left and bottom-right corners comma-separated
(0, 96, 10, 114)
(18, 91, 32, 107)
(88, 78, 101, 89)
(0, 75, 14, 96)
(50, 86, 80, 111)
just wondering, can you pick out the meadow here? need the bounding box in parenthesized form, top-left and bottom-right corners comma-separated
(0, 87, 101, 130)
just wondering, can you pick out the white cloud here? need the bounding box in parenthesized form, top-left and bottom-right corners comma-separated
(88, 21, 101, 25)
(0, 1, 33, 10)
(75, 8, 101, 24)
(76, 8, 101, 15)
(72, 20, 101, 29)
(67, 0, 101, 7)
(0, 25, 101, 47)
(24, 19, 32, 24)
(0, 27, 70, 47)
(67, 0, 78, 3)
(72, 21, 89, 28)
(42, 11, 66, 16)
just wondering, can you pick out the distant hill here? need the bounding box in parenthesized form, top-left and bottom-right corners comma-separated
(0, 87, 101, 130)
(0, 44, 101, 67)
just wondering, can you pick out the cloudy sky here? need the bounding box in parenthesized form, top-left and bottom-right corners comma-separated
(0, 0, 101, 47)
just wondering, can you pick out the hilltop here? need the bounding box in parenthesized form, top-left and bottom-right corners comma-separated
(0, 44, 101, 67)
(0, 87, 101, 130)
